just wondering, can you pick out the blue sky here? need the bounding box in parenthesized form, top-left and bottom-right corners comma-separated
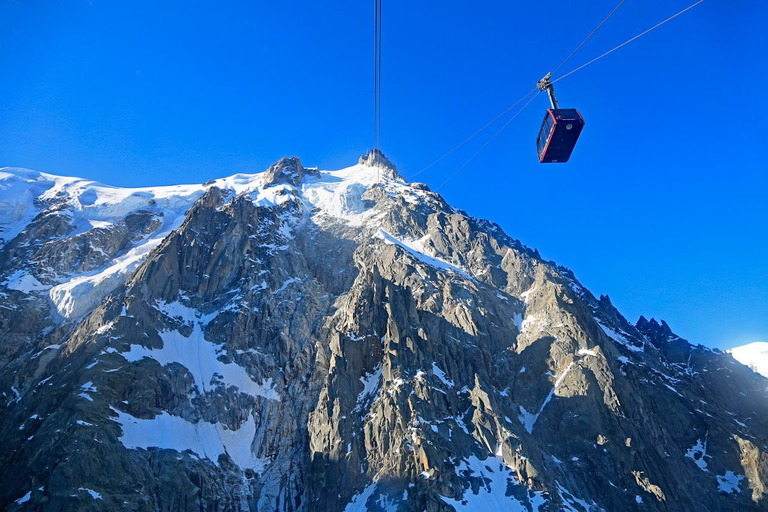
(1, 0, 766, 349)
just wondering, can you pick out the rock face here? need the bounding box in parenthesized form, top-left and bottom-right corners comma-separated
(1, 154, 767, 511)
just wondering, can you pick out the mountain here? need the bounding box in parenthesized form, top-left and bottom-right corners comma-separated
(1, 153, 767, 511)
(728, 343, 768, 379)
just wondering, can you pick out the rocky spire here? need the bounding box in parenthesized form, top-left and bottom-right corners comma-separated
(636, 315, 677, 347)
(262, 156, 318, 188)
(358, 149, 401, 180)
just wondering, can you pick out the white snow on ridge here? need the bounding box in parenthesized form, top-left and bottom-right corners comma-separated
(518, 405, 538, 434)
(596, 319, 644, 353)
(301, 162, 424, 227)
(0, 168, 55, 247)
(302, 165, 377, 226)
(120, 301, 278, 400)
(111, 408, 267, 473)
(377, 229, 472, 279)
(0, 161, 406, 253)
(49, 236, 167, 318)
(727, 342, 768, 378)
(0, 166, 277, 318)
(1, 162, 408, 319)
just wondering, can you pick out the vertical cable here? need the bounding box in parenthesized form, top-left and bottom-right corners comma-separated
(373, 0, 379, 150)
(377, 0, 382, 150)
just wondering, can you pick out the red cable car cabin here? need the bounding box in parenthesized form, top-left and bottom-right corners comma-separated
(536, 108, 585, 163)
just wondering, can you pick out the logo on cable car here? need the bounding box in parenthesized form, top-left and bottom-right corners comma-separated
(566, 124, 573, 130)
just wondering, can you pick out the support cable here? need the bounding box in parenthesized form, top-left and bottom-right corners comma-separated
(408, 0, 626, 181)
(435, 91, 540, 190)
(377, 0, 382, 150)
(552, 0, 627, 76)
(408, 0, 705, 183)
(409, 87, 538, 179)
(552, 0, 706, 84)
(373, 0, 380, 150)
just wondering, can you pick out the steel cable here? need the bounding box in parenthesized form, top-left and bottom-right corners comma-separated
(552, 0, 628, 76)
(407, 0, 705, 184)
(408, 88, 538, 180)
(552, 0, 706, 84)
(435, 91, 540, 190)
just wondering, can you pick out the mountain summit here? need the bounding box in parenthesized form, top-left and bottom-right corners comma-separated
(1, 155, 766, 511)
(728, 342, 768, 379)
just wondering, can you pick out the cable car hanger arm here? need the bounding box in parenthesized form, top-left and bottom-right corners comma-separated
(536, 73, 560, 110)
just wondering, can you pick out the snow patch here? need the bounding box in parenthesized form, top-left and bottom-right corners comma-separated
(431, 362, 455, 388)
(301, 164, 380, 226)
(518, 362, 573, 433)
(520, 284, 537, 304)
(357, 364, 383, 406)
(14, 491, 32, 504)
(556, 481, 598, 511)
(3, 270, 47, 293)
(120, 301, 278, 400)
(596, 320, 644, 352)
(377, 229, 472, 279)
(513, 312, 524, 332)
(78, 488, 102, 500)
(49, 236, 166, 319)
(442, 454, 546, 511)
(685, 438, 709, 471)
(111, 408, 267, 473)
(274, 277, 298, 294)
(716, 471, 743, 494)
(344, 482, 377, 512)
(520, 314, 548, 335)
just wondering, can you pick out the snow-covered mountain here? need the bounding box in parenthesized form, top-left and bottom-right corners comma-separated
(728, 342, 768, 379)
(0, 164, 309, 319)
(1, 153, 767, 511)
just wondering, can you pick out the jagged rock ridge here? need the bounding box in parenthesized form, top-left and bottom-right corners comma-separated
(1, 154, 767, 511)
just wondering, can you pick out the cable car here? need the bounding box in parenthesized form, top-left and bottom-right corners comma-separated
(535, 73, 584, 163)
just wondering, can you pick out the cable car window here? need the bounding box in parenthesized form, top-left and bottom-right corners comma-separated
(537, 112, 554, 156)
(537, 125, 547, 154)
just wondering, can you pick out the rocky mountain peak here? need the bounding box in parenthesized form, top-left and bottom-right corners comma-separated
(728, 342, 768, 379)
(358, 149, 401, 180)
(636, 315, 676, 346)
(262, 156, 315, 188)
(1, 159, 767, 511)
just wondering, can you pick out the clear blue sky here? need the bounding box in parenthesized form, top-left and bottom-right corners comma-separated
(1, 0, 766, 349)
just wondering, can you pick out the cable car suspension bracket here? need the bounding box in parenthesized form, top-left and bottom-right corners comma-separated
(537, 73, 560, 110)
